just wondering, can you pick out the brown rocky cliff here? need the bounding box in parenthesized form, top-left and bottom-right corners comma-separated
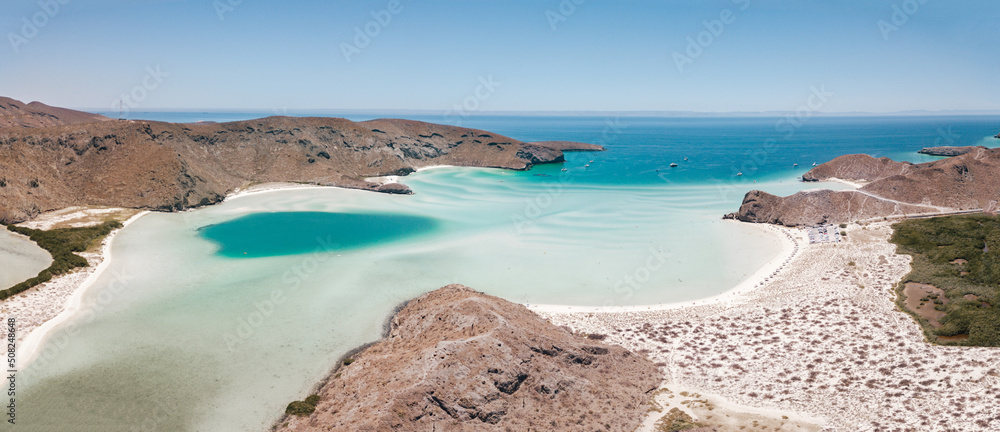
(801, 154, 914, 182)
(0, 112, 598, 223)
(728, 148, 1000, 226)
(274, 285, 661, 432)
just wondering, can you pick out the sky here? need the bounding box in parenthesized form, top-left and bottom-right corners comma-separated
(0, 0, 998, 113)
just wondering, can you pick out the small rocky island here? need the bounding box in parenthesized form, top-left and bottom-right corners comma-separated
(917, 145, 987, 157)
(274, 285, 661, 431)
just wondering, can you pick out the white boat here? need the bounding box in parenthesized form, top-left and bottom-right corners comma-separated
(736, 172, 743, 176)
(669, 163, 678, 167)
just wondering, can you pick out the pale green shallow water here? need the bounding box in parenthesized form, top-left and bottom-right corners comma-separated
(13, 166, 849, 431)
(0, 229, 51, 290)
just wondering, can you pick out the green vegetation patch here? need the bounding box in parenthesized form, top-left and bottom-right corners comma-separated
(890, 214, 1000, 346)
(1, 221, 122, 301)
(285, 394, 321, 417)
(654, 407, 706, 432)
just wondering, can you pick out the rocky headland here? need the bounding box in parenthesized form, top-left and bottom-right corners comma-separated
(274, 284, 661, 432)
(917, 145, 987, 157)
(0, 98, 601, 224)
(726, 148, 1000, 226)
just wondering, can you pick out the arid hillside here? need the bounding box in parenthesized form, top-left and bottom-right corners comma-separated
(727, 148, 1000, 226)
(0, 101, 601, 223)
(0, 97, 109, 128)
(274, 285, 661, 432)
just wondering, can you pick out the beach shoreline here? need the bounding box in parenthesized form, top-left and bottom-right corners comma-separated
(13, 210, 149, 369)
(537, 222, 1000, 431)
(527, 221, 803, 314)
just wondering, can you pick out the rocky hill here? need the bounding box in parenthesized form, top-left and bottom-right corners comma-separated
(274, 285, 660, 432)
(0, 97, 109, 128)
(0, 101, 601, 224)
(727, 148, 1000, 226)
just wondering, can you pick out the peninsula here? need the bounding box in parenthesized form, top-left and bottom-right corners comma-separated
(0, 97, 601, 224)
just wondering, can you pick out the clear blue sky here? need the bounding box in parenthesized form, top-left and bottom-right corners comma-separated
(1, 0, 997, 113)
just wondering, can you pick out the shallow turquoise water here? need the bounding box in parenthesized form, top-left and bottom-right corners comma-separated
(199, 211, 440, 258)
(10, 114, 1000, 431)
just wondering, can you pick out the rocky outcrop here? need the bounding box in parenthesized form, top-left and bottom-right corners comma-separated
(0, 102, 600, 224)
(917, 146, 987, 157)
(274, 285, 661, 432)
(528, 141, 606, 152)
(0, 97, 109, 128)
(729, 148, 1000, 226)
(801, 154, 914, 182)
(724, 189, 940, 226)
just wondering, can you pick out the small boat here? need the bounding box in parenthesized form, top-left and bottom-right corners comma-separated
(793, 163, 799, 167)
(561, 168, 567, 172)
(670, 163, 678, 167)
(589, 160, 594, 163)
(812, 162, 817, 166)
(584, 164, 590, 168)
(736, 172, 743, 176)
(683, 157, 688, 161)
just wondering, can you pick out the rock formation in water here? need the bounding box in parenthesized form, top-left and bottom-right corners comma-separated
(917, 146, 987, 157)
(526, 140, 607, 152)
(0, 98, 602, 224)
(274, 285, 661, 432)
(727, 148, 1000, 226)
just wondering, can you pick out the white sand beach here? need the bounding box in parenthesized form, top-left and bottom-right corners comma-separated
(536, 222, 1000, 431)
(5, 210, 148, 368)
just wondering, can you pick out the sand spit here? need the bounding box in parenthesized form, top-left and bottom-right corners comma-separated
(5, 210, 148, 368)
(537, 223, 1000, 431)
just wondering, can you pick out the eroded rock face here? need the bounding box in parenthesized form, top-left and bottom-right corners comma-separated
(274, 285, 661, 432)
(729, 148, 1000, 226)
(0, 103, 599, 223)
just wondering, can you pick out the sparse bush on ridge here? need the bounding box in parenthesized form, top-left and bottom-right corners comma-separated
(1, 220, 122, 300)
(285, 394, 321, 416)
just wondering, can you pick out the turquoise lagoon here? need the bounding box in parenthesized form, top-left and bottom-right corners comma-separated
(11, 115, 1000, 431)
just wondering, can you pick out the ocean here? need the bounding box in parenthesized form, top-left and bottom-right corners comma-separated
(10, 113, 1000, 431)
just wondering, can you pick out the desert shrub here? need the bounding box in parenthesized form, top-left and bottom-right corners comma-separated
(891, 214, 1000, 347)
(285, 394, 321, 416)
(2, 220, 122, 300)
